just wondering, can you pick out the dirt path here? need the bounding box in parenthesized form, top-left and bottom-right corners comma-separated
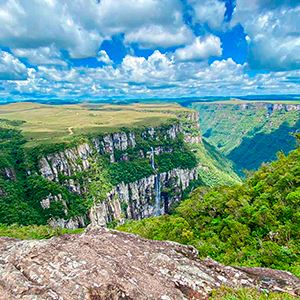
(68, 127, 74, 135)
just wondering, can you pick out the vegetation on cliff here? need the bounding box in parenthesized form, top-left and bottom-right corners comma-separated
(118, 141, 300, 275)
(192, 101, 299, 173)
(0, 103, 240, 227)
(0, 224, 83, 240)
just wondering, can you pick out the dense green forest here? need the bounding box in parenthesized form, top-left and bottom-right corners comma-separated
(118, 140, 300, 276)
(192, 102, 299, 173)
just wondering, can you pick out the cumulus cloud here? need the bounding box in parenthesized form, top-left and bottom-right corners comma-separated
(189, 0, 226, 29)
(232, 0, 300, 70)
(0, 0, 298, 99)
(124, 25, 193, 48)
(97, 50, 113, 65)
(175, 35, 222, 61)
(0, 0, 191, 58)
(12, 46, 66, 66)
(0, 0, 102, 58)
(0, 50, 28, 80)
(2, 51, 299, 101)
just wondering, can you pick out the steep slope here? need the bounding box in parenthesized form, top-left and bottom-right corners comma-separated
(118, 141, 300, 275)
(192, 101, 299, 172)
(0, 227, 299, 299)
(0, 103, 239, 229)
(194, 139, 241, 187)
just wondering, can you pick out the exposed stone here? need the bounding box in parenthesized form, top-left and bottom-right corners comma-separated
(37, 117, 203, 228)
(3, 168, 16, 180)
(48, 216, 86, 229)
(89, 168, 198, 226)
(0, 228, 298, 300)
(238, 102, 300, 113)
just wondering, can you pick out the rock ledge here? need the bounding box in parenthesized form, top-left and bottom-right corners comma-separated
(0, 228, 299, 299)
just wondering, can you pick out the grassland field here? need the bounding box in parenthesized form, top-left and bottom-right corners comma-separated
(0, 102, 190, 147)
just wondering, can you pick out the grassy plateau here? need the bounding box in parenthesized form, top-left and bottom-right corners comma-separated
(0, 102, 188, 147)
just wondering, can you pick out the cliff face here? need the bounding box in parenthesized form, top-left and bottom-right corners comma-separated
(239, 102, 300, 113)
(89, 168, 198, 227)
(1, 228, 299, 300)
(36, 112, 201, 228)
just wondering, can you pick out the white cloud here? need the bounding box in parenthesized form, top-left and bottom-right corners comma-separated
(175, 35, 222, 61)
(232, 0, 300, 70)
(121, 50, 175, 82)
(97, 50, 113, 65)
(0, 0, 103, 58)
(0, 0, 191, 58)
(125, 25, 193, 48)
(3, 52, 299, 101)
(0, 50, 28, 80)
(189, 0, 226, 29)
(12, 45, 66, 66)
(0, 0, 298, 99)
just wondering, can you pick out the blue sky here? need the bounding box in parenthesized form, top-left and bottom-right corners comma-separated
(0, 0, 299, 102)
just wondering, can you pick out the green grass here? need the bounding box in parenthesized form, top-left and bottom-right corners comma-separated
(210, 287, 298, 299)
(0, 102, 191, 147)
(0, 224, 83, 240)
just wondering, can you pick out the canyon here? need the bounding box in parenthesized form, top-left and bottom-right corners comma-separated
(192, 101, 300, 172)
(2, 104, 234, 229)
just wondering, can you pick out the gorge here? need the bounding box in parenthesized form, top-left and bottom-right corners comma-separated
(0, 103, 237, 229)
(192, 100, 300, 173)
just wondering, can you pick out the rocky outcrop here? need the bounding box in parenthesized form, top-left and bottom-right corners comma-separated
(1, 167, 16, 181)
(0, 228, 299, 300)
(38, 122, 197, 183)
(239, 102, 300, 113)
(89, 168, 198, 226)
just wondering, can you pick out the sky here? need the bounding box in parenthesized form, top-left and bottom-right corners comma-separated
(0, 0, 299, 102)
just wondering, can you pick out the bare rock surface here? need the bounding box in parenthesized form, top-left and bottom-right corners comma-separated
(0, 228, 299, 300)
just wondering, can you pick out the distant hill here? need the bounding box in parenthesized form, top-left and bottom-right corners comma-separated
(191, 100, 299, 173)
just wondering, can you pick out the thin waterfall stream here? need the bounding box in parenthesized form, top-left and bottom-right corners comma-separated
(151, 147, 161, 216)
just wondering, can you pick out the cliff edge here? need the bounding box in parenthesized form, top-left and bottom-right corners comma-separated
(0, 228, 299, 299)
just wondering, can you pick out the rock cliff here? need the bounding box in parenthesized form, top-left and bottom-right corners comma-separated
(239, 102, 300, 114)
(0, 228, 299, 300)
(36, 113, 201, 228)
(89, 168, 198, 226)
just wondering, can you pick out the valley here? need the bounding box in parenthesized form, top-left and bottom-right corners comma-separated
(0, 101, 299, 299)
(191, 100, 299, 173)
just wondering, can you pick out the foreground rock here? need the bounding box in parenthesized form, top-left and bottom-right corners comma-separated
(0, 228, 299, 300)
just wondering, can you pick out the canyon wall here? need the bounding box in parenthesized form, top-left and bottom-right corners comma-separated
(36, 112, 202, 228)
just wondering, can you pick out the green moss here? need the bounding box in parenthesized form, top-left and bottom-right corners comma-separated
(0, 224, 83, 240)
(210, 287, 297, 300)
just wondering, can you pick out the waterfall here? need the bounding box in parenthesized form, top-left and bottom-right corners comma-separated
(151, 147, 161, 216)
(150, 147, 155, 170)
(155, 173, 161, 216)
